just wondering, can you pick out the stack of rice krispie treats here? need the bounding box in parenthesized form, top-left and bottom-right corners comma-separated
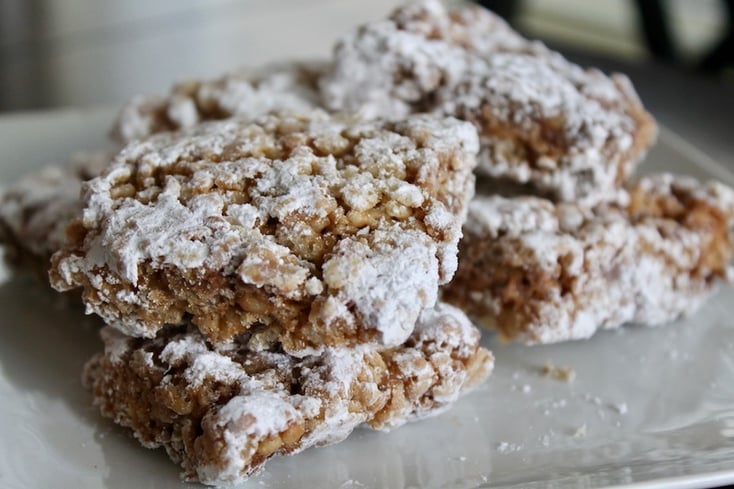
(317, 0, 734, 344)
(2, 108, 494, 484)
(1, 0, 733, 486)
(55, 112, 493, 484)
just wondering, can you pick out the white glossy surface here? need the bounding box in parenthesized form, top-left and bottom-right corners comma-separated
(0, 111, 733, 488)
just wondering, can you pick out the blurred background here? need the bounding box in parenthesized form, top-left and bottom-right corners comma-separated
(1, 0, 732, 111)
(1, 0, 732, 160)
(0, 0, 404, 111)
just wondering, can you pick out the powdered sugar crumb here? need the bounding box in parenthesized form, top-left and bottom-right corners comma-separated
(496, 441, 523, 453)
(572, 424, 587, 439)
(614, 402, 628, 415)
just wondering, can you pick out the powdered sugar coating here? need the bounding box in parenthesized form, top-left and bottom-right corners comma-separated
(51, 112, 478, 353)
(321, 0, 530, 120)
(111, 61, 327, 143)
(321, 0, 657, 204)
(0, 151, 110, 276)
(443, 173, 734, 343)
(83, 302, 493, 485)
(448, 53, 652, 205)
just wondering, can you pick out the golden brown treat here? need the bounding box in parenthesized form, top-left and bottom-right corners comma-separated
(443, 173, 734, 344)
(0, 152, 109, 279)
(111, 61, 327, 143)
(321, 0, 657, 205)
(83, 303, 493, 486)
(51, 111, 479, 353)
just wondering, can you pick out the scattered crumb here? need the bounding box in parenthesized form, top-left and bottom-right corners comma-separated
(581, 393, 628, 417)
(459, 456, 467, 462)
(521, 384, 532, 394)
(541, 362, 576, 382)
(572, 424, 587, 439)
(584, 394, 603, 406)
(540, 434, 550, 447)
(339, 480, 365, 489)
(536, 398, 568, 410)
(496, 441, 523, 453)
(613, 402, 628, 415)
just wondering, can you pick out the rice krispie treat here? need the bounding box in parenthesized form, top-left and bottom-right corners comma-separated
(51, 111, 479, 353)
(321, 0, 657, 205)
(442, 174, 734, 344)
(0, 152, 109, 277)
(112, 61, 327, 143)
(83, 302, 493, 486)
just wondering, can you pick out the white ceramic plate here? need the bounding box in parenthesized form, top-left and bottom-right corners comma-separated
(1, 109, 733, 489)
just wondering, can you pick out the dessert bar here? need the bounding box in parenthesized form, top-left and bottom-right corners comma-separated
(112, 61, 326, 143)
(52, 111, 479, 354)
(322, 0, 657, 204)
(443, 174, 734, 343)
(84, 302, 493, 485)
(0, 152, 109, 278)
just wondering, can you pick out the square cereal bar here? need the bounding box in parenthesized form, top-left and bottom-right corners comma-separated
(51, 111, 479, 353)
(443, 174, 734, 343)
(321, 0, 657, 205)
(112, 61, 327, 143)
(83, 302, 493, 485)
(0, 152, 109, 278)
